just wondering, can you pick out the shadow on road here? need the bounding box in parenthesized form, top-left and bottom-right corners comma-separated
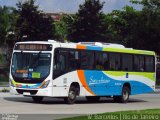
(3, 96, 147, 105)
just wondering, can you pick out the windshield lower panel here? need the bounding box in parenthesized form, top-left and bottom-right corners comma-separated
(11, 52, 51, 83)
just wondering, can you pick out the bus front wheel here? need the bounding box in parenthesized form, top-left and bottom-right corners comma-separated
(64, 86, 77, 104)
(32, 96, 43, 103)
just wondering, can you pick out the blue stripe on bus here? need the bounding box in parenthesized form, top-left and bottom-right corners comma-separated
(83, 70, 153, 96)
(86, 46, 102, 51)
(19, 83, 41, 89)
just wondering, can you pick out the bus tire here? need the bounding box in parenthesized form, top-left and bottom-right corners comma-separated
(64, 86, 77, 104)
(114, 86, 130, 103)
(86, 96, 100, 102)
(32, 96, 43, 103)
(120, 86, 130, 103)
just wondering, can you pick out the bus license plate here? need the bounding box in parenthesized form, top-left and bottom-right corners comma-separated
(23, 92, 30, 95)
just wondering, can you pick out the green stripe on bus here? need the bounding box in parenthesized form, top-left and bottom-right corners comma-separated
(103, 71, 155, 81)
(102, 48, 155, 55)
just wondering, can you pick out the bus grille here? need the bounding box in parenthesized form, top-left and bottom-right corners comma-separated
(16, 89, 38, 95)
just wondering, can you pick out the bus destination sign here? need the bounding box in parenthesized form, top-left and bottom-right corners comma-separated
(15, 44, 52, 51)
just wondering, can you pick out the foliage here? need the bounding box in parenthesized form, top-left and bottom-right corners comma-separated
(54, 14, 75, 42)
(0, 88, 9, 92)
(0, 6, 16, 46)
(66, 0, 108, 42)
(0, 0, 160, 53)
(0, 54, 5, 63)
(15, 0, 55, 41)
(105, 6, 141, 47)
(104, 0, 160, 53)
(137, 0, 160, 53)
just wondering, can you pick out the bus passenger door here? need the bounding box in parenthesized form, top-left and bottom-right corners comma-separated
(53, 50, 68, 79)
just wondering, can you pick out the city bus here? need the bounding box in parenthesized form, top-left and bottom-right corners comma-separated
(9, 40, 156, 104)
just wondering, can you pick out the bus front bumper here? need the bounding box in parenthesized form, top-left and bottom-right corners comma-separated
(10, 86, 52, 97)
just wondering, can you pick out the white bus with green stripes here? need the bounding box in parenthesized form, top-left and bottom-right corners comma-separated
(9, 40, 156, 104)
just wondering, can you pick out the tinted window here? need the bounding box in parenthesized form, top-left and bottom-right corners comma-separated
(80, 51, 94, 69)
(134, 55, 145, 72)
(68, 50, 80, 71)
(95, 52, 109, 70)
(145, 56, 155, 72)
(109, 53, 121, 70)
(122, 54, 133, 71)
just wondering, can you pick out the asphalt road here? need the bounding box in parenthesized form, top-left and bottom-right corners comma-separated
(0, 92, 160, 120)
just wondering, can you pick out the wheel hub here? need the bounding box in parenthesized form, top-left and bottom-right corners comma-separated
(69, 91, 75, 100)
(123, 90, 128, 100)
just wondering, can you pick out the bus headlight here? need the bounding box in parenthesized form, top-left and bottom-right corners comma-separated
(41, 80, 50, 88)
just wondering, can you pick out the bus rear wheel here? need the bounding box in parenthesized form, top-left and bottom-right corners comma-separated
(64, 86, 77, 104)
(32, 96, 43, 103)
(113, 86, 130, 103)
(121, 86, 130, 103)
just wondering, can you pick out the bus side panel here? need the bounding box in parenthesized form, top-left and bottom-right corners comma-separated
(105, 71, 155, 95)
(52, 71, 91, 97)
(52, 70, 155, 97)
(77, 70, 155, 96)
(78, 70, 122, 96)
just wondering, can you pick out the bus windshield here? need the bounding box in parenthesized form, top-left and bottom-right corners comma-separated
(11, 52, 51, 79)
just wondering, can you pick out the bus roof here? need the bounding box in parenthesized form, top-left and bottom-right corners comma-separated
(15, 40, 155, 56)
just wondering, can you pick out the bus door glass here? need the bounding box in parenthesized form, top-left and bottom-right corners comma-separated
(53, 49, 68, 78)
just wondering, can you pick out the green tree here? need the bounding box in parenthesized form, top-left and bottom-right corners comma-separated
(0, 6, 16, 46)
(105, 6, 141, 47)
(129, 0, 160, 52)
(15, 0, 55, 41)
(139, 0, 160, 53)
(54, 14, 75, 42)
(67, 0, 107, 42)
(105, 0, 160, 53)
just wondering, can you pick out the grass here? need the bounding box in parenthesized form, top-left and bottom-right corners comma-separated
(60, 109, 160, 120)
(0, 88, 9, 92)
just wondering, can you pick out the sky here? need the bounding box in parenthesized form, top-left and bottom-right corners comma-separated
(0, 0, 142, 13)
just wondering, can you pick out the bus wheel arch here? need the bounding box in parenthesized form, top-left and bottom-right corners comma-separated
(123, 82, 131, 95)
(64, 82, 80, 104)
(113, 82, 131, 103)
(70, 82, 80, 96)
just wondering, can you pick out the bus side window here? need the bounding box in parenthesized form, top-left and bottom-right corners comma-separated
(134, 55, 145, 72)
(103, 53, 109, 70)
(95, 52, 104, 70)
(109, 53, 121, 71)
(80, 51, 94, 70)
(68, 51, 80, 71)
(145, 56, 154, 72)
(122, 54, 133, 71)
